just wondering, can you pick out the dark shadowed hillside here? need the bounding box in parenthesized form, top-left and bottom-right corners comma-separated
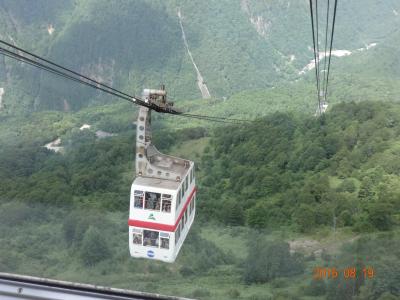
(1, 0, 400, 113)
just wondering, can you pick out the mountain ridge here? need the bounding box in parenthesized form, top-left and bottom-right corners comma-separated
(1, 0, 400, 114)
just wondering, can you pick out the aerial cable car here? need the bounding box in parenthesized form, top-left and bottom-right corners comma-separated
(128, 87, 196, 263)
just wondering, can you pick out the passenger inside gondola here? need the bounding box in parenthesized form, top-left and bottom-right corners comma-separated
(145, 192, 161, 210)
(143, 230, 159, 247)
(134, 191, 144, 208)
(133, 232, 142, 245)
(161, 238, 169, 249)
(162, 199, 171, 212)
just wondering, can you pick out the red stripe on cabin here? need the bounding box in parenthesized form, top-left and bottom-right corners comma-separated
(128, 186, 197, 232)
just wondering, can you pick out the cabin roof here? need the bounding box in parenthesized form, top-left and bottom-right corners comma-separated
(132, 176, 181, 191)
(146, 147, 193, 178)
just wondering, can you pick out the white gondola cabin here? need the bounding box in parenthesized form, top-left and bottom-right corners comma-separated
(128, 88, 196, 263)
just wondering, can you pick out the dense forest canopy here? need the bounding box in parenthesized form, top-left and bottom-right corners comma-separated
(1, 101, 399, 232)
(201, 101, 400, 233)
(1, 100, 400, 299)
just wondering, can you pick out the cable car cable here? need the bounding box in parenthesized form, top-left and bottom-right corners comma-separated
(0, 43, 164, 111)
(0, 42, 249, 123)
(315, 0, 321, 104)
(1, 43, 247, 123)
(308, 0, 321, 113)
(309, 0, 339, 112)
(0, 46, 153, 109)
(321, 0, 330, 100)
(179, 112, 249, 123)
(175, 114, 243, 124)
(324, 0, 338, 101)
(0, 40, 138, 101)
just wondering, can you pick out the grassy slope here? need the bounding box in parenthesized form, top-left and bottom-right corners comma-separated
(1, 199, 397, 300)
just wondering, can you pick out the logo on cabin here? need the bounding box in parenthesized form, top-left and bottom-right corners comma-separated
(147, 250, 155, 258)
(148, 213, 156, 220)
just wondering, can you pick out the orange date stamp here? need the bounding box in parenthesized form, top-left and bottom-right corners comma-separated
(313, 267, 375, 280)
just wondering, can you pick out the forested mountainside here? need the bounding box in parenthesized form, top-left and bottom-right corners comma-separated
(201, 101, 400, 233)
(0, 101, 399, 299)
(2, 101, 399, 233)
(1, 0, 400, 113)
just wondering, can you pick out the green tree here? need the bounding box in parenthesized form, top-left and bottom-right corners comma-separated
(304, 279, 327, 296)
(337, 179, 356, 193)
(243, 239, 304, 284)
(293, 204, 316, 233)
(221, 199, 244, 225)
(358, 177, 376, 201)
(80, 226, 111, 266)
(368, 202, 393, 231)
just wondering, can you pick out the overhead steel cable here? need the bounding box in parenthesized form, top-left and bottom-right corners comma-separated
(180, 112, 249, 122)
(309, 0, 339, 115)
(0, 41, 248, 124)
(175, 114, 243, 124)
(0, 46, 152, 109)
(321, 0, 330, 101)
(0, 40, 137, 101)
(308, 0, 321, 114)
(315, 0, 321, 105)
(324, 0, 338, 101)
(2, 49, 243, 125)
(0, 45, 179, 114)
